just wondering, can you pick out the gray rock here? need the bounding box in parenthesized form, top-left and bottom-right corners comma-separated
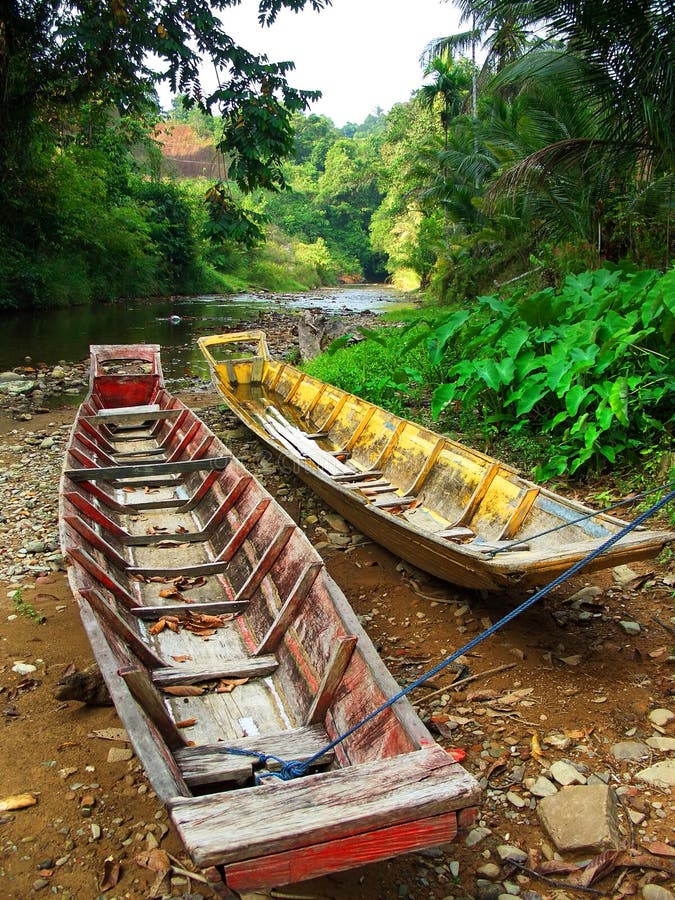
(550, 760, 586, 785)
(648, 708, 674, 727)
(39, 437, 55, 449)
(327, 532, 351, 546)
(465, 826, 492, 847)
(496, 845, 528, 864)
(506, 791, 527, 809)
(0, 371, 22, 381)
(646, 736, 675, 752)
(538, 784, 620, 852)
(637, 760, 675, 788)
(619, 620, 641, 635)
(477, 863, 501, 879)
(542, 732, 572, 751)
(324, 513, 350, 533)
(23, 540, 45, 554)
(12, 662, 37, 675)
(476, 882, 503, 900)
(527, 776, 558, 797)
(611, 741, 650, 761)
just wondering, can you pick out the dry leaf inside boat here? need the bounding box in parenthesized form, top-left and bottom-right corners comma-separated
(216, 677, 249, 693)
(176, 717, 197, 729)
(158, 588, 182, 599)
(171, 655, 192, 663)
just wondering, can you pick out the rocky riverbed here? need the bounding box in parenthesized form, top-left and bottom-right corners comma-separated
(0, 315, 673, 900)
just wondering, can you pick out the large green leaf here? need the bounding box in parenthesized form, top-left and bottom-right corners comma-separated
(431, 382, 458, 418)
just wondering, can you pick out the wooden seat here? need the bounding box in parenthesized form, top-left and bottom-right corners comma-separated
(169, 746, 477, 868)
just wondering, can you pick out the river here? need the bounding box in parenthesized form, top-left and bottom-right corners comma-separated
(0, 285, 408, 382)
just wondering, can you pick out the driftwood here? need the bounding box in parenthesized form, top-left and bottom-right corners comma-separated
(297, 309, 356, 360)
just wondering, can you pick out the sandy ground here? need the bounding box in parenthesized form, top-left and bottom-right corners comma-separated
(0, 390, 673, 900)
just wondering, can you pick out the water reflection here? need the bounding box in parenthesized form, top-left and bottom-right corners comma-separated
(1, 286, 406, 382)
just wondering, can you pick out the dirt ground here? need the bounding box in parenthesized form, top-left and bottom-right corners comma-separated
(0, 389, 673, 900)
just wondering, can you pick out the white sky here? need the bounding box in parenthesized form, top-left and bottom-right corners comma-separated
(204, 0, 463, 126)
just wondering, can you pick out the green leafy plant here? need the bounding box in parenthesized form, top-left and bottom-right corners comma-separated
(12, 590, 44, 622)
(429, 267, 674, 479)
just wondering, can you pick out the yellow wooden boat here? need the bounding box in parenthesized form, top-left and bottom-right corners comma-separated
(199, 331, 674, 591)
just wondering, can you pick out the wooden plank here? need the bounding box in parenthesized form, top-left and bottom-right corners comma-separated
(169, 747, 478, 867)
(129, 600, 248, 619)
(454, 462, 501, 527)
(73, 430, 116, 465)
(261, 410, 349, 477)
(283, 372, 305, 403)
(371, 495, 416, 509)
(269, 364, 286, 391)
(217, 498, 271, 562)
(64, 491, 128, 540)
(174, 724, 333, 786)
(66, 546, 138, 609)
(254, 562, 323, 655)
(129, 560, 229, 578)
(317, 394, 347, 432)
(151, 655, 278, 686)
(372, 420, 406, 469)
(77, 416, 116, 453)
(234, 524, 295, 601)
(343, 406, 376, 451)
(79, 588, 165, 669)
(305, 635, 357, 726)
(301, 382, 326, 419)
(332, 470, 383, 482)
(225, 810, 459, 891)
(498, 487, 540, 541)
(118, 665, 188, 750)
(181, 469, 225, 511)
(63, 515, 129, 570)
(406, 438, 445, 496)
(65, 456, 232, 482)
(77, 603, 190, 804)
(164, 419, 201, 463)
(436, 526, 475, 542)
(85, 407, 181, 425)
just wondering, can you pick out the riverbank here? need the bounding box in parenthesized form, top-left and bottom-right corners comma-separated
(0, 317, 673, 899)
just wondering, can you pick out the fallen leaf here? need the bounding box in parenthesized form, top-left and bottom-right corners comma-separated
(143, 486, 160, 494)
(531, 732, 544, 760)
(567, 849, 622, 887)
(57, 741, 79, 751)
(158, 588, 182, 599)
(176, 718, 197, 729)
(216, 677, 249, 693)
(100, 858, 121, 892)
(0, 793, 37, 812)
(170, 655, 192, 663)
(648, 647, 668, 658)
(149, 619, 167, 635)
(645, 841, 675, 858)
(161, 685, 205, 696)
(38, 868, 54, 877)
(122, 487, 136, 493)
(535, 859, 582, 876)
(175, 525, 189, 533)
(134, 848, 171, 872)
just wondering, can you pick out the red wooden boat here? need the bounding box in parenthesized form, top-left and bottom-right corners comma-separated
(58, 345, 480, 897)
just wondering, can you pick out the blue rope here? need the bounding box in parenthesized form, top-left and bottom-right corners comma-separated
(228, 489, 674, 782)
(487, 480, 674, 556)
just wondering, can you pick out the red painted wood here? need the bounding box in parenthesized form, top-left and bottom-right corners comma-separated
(225, 810, 458, 890)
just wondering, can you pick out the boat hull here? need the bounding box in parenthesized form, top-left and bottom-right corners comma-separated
(199, 330, 674, 591)
(59, 344, 480, 893)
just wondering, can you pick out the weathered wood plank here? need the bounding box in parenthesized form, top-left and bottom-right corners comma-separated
(254, 562, 323, 656)
(234, 524, 295, 601)
(151, 655, 278, 686)
(77, 603, 190, 804)
(371, 495, 416, 509)
(169, 747, 479, 867)
(84, 407, 181, 425)
(406, 437, 445, 495)
(65, 456, 232, 482)
(174, 724, 333, 786)
(66, 546, 138, 608)
(79, 588, 165, 669)
(498, 487, 540, 541)
(225, 810, 459, 891)
(119, 665, 188, 750)
(454, 462, 501, 527)
(305, 635, 357, 726)
(129, 600, 248, 619)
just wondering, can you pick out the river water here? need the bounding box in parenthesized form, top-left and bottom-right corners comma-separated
(1, 285, 407, 382)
